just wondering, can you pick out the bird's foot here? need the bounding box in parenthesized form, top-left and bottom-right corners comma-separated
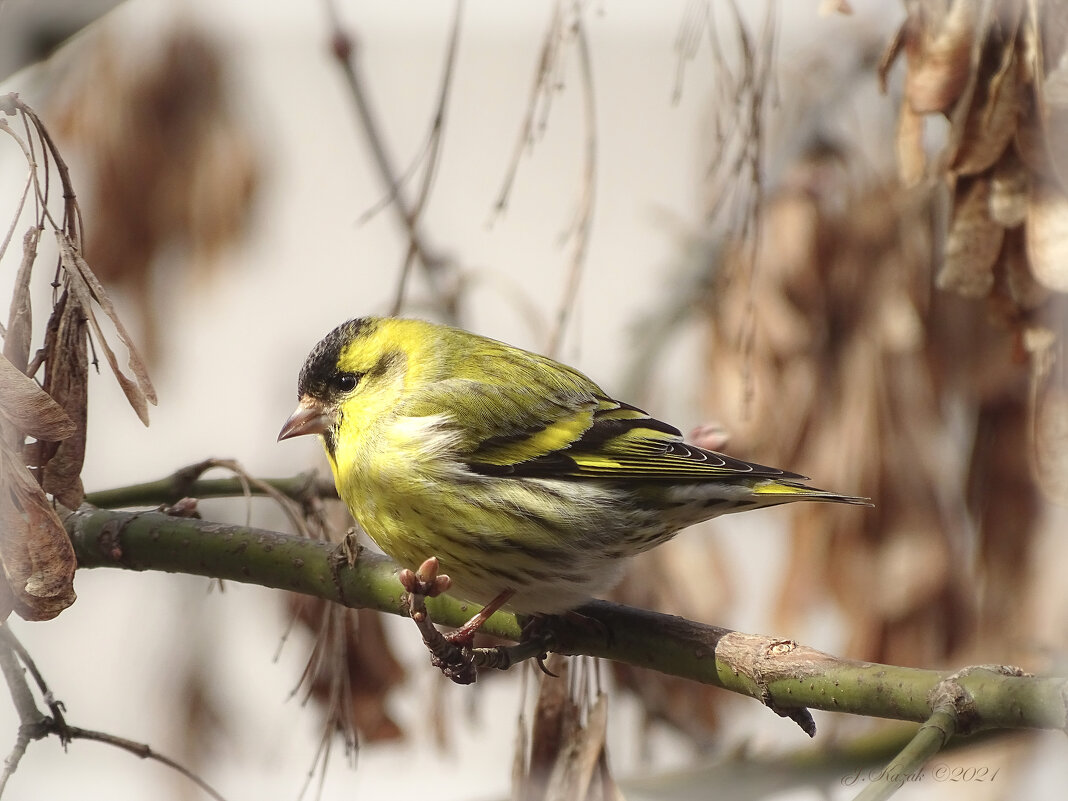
(399, 558, 523, 685)
(399, 557, 477, 684)
(398, 559, 570, 684)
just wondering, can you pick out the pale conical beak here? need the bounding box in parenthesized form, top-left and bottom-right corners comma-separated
(278, 396, 332, 441)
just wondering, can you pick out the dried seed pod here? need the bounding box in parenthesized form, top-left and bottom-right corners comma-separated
(939, 176, 1003, 297)
(1026, 178, 1068, 291)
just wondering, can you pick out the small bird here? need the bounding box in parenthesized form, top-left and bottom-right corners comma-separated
(279, 317, 868, 620)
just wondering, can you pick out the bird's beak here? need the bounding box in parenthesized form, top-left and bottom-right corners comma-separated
(278, 396, 332, 441)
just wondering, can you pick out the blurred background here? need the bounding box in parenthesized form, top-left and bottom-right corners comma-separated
(1, 0, 1066, 799)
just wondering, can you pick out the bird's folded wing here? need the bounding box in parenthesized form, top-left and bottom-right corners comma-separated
(406, 376, 802, 482)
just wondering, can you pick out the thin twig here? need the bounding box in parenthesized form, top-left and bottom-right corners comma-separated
(0, 625, 228, 801)
(0, 632, 42, 795)
(56, 726, 229, 801)
(545, 4, 597, 358)
(320, 0, 457, 322)
(390, 0, 464, 316)
(852, 707, 957, 801)
(85, 464, 337, 523)
(490, 3, 565, 221)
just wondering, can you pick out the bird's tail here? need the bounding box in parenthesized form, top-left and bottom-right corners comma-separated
(752, 480, 872, 507)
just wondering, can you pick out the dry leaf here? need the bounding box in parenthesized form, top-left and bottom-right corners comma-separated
(1036, 38, 1068, 191)
(56, 232, 157, 423)
(989, 148, 1030, 226)
(0, 572, 16, 623)
(904, 0, 977, 114)
(1026, 178, 1068, 291)
(515, 658, 621, 801)
(0, 447, 77, 621)
(2, 226, 38, 372)
(1001, 226, 1049, 311)
(51, 25, 260, 366)
(950, 45, 1024, 177)
(35, 292, 88, 509)
(1026, 325, 1068, 503)
(939, 176, 1003, 296)
(0, 353, 76, 443)
(896, 95, 927, 186)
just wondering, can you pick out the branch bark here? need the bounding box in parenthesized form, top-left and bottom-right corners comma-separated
(63, 504, 1068, 739)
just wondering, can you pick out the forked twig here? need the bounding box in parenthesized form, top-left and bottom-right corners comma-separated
(0, 625, 227, 801)
(320, 0, 459, 322)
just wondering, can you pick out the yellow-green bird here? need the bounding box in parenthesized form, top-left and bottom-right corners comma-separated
(279, 317, 867, 617)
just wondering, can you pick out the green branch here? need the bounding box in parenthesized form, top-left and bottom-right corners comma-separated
(84, 466, 336, 509)
(64, 504, 1068, 742)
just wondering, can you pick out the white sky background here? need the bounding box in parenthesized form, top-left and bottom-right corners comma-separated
(1, 1, 1065, 799)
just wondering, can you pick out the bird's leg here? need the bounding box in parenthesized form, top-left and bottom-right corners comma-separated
(443, 589, 515, 648)
(398, 560, 551, 683)
(398, 557, 479, 684)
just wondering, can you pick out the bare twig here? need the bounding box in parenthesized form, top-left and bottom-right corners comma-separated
(390, 0, 464, 316)
(85, 460, 337, 542)
(292, 604, 357, 801)
(545, 5, 597, 358)
(320, 0, 458, 322)
(490, 3, 566, 220)
(0, 625, 228, 801)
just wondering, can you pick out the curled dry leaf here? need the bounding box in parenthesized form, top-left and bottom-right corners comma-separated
(1025, 178, 1068, 291)
(939, 176, 1003, 297)
(56, 231, 157, 423)
(0, 447, 77, 621)
(2, 226, 39, 373)
(36, 291, 89, 509)
(0, 353, 75, 443)
(951, 42, 1024, 177)
(903, 0, 977, 114)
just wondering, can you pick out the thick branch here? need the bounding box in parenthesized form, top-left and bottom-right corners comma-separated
(64, 505, 1068, 735)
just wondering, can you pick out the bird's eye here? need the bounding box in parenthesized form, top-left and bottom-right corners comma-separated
(334, 372, 359, 392)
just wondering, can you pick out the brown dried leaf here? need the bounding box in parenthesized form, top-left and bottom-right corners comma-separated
(526, 655, 570, 785)
(939, 176, 1003, 297)
(1036, 40, 1068, 191)
(904, 0, 977, 114)
(1001, 226, 1048, 311)
(37, 293, 88, 508)
(0, 446, 77, 621)
(56, 231, 156, 423)
(2, 227, 38, 372)
(543, 694, 614, 801)
(1026, 326, 1068, 503)
(1026, 178, 1068, 291)
(517, 658, 621, 801)
(896, 95, 927, 186)
(951, 42, 1024, 176)
(0, 353, 75, 442)
(0, 572, 15, 623)
(988, 148, 1030, 226)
